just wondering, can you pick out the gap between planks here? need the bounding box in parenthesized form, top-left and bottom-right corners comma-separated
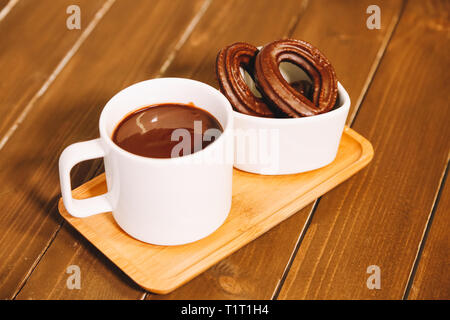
(156, 0, 212, 77)
(270, 0, 406, 300)
(11, 162, 107, 299)
(11, 202, 63, 299)
(7, 1, 117, 298)
(282, 0, 309, 39)
(402, 160, 449, 299)
(270, 199, 321, 299)
(346, 1, 405, 124)
(0, 0, 116, 152)
(0, 0, 19, 23)
(0, 0, 211, 150)
(9, 0, 213, 300)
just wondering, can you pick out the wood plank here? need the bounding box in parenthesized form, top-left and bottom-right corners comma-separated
(5, 0, 206, 300)
(278, 0, 450, 299)
(149, 0, 403, 299)
(408, 166, 450, 300)
(0, 0, 106, 139)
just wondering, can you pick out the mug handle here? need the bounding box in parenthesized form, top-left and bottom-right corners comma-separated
(59, 138, 112, 217)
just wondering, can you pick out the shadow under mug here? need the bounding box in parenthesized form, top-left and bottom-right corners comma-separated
(59, 78, 234, 245)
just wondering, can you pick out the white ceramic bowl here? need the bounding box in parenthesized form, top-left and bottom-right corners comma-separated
(234, 62, 350, 175)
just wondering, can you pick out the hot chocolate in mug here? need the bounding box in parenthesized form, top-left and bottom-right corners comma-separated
(59, 78, 234, 245)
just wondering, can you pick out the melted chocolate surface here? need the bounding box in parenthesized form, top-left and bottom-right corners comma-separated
(112, 103, 223, 158)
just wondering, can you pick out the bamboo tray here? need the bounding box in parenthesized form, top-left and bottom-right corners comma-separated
(58, 126, 373, 294)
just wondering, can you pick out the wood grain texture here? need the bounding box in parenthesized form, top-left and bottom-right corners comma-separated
(3, 0, 206, 299)
(4, 0, 444, 300)
(150, 0, 403, 299)
(0, 0, 10, 13)
(15, 225, 144, 300)
(0, 0, 105, 139)
(408, 167, 450, 300)
(278, 0, 450, 299)
(160, 0, 309, 81)
(55, 128, 372, 294)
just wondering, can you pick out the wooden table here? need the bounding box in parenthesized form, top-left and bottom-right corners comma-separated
(0, 0, 448, 300)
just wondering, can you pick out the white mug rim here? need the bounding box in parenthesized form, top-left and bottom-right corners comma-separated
(98, 78, 233, 164)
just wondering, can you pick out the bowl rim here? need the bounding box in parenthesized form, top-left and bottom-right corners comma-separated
(233, 82, 350, 124)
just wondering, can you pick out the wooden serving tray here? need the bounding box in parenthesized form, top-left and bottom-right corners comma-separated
(58, 126, 373, 294)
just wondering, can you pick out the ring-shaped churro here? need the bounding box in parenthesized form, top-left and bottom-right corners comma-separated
(215, 42, 275, 117)
(254, 39, 338, 117)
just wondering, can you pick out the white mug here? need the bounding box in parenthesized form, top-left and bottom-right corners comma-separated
(59, 78, 234, 245)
